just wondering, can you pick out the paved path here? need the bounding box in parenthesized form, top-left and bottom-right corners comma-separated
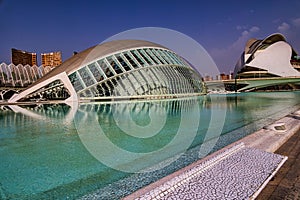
(125, 143, 286, 200)
(124, 112, 300, 200)
(257, 129, 300, 200)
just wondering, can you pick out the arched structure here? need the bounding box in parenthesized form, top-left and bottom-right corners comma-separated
(9, 40, 205, 103)
(0, 63, 53, 87)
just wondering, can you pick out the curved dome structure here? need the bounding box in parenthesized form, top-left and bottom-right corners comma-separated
(235, 33, 300, 79)
(9, 40, 205, 102)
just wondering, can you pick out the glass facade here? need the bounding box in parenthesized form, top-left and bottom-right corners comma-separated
(67, 47, 204, 99)
(6, 42, 206, 103)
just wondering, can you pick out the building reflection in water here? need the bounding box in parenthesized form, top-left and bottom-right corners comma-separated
(2, 97, 225, 173)
(2, 92, 300, 198)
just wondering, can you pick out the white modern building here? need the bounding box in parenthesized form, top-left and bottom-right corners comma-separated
(235, 33, 300, 79)
(9, 40, 205, 103)
(222, 33, 300, 92)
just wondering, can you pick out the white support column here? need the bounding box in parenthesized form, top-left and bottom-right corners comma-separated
(9, 72, 78, 103)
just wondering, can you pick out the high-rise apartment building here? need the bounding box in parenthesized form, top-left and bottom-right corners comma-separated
(41, 51, 62, 67)
(11, 48, 37, 66)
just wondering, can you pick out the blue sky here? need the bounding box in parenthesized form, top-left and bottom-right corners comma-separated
(1, 0, 300, 73)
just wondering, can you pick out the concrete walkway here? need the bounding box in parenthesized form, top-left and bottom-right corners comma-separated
(124, 110, 300, 200)
(257, 128, 300, 200)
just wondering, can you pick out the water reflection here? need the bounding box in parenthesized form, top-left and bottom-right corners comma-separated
(1, 92, 300, 199)
(0, 97, 210, 199)
(75, 98, 204, 173)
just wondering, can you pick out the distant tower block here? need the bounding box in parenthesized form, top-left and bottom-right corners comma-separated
(11, 48, 37, 66)
(41, 51, 62, 67)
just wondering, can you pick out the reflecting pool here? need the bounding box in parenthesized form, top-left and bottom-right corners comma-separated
(1, 92, 300, 199)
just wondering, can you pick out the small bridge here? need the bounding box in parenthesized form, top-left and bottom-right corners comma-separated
(206, 77, 300, 92)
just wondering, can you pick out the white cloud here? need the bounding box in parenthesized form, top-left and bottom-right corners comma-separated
(249, 26, 260, 33)
(242, 30, 249, 36)
(236, 25, 247, 30)
(270, 18, 300, 53)
(277, 22, 290, 33)
(236, 25, 243, 30)
(209, 26, 260, 72)
(292, 18, 300, 27)
(236, 25, 259, 33)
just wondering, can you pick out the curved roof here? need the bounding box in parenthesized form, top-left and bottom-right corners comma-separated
(245, 38, 259, 54)
(244, 33, 291, 64)
(261, 33, 286, 45)
(245, 33, 287, 55)
(29, 40, 167, 88)
(248, 41, 299, 77)
(260, 33, 299, 56)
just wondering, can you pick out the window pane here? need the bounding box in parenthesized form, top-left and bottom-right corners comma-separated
(145, 49, 160, 65)
(138, 49, 152, 65)
(115, 54, 131, 71)
(169, 52, 185, 65)
(96, 85, 105, 96)
(78, 67, 95, 87)
(131, 50, 146, 66)
(163, 51, 177, 64)
(89, 86, 99, 97)
(158, 50, 171, 64)
(97, 59, 114, 78)
(68, 72, 84, 92)
(151, 49, 167, 64)
(123, 52, 139, 68)
(101, 82, 110, 96)
(88, 63, 104, 82)
(107, 56, 123, 74)
(83, 89, 93, 97)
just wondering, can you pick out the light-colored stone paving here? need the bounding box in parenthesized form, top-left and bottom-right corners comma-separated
(131, 143, 286, 200)
(123, 111, 300, 200)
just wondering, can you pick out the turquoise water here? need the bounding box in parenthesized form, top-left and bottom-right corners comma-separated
(1, 92, 300, 199)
